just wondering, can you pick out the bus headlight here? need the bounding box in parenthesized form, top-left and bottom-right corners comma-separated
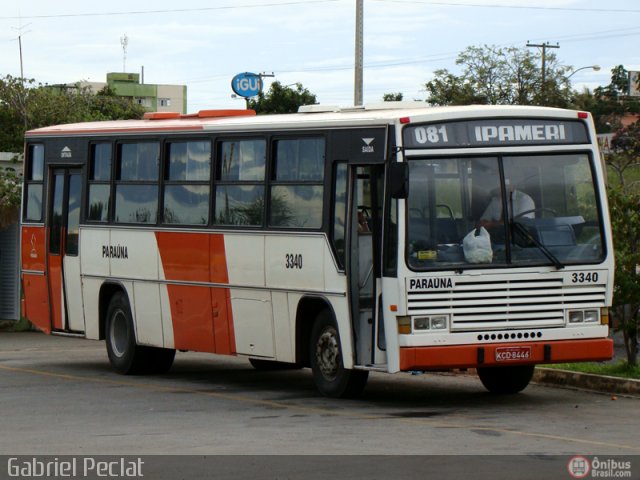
(412, 315, 449, 332)
(413, 317, 430, 330)
(568, 311, 584, 324)
(584, 310, 599, 323)
(567, 309, 600, 325)
(430, 316, 448, 330)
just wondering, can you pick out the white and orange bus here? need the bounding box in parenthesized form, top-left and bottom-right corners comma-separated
(20, 104, 614, 397)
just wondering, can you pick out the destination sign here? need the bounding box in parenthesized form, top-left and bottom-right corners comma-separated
(403, 118, 589, 149)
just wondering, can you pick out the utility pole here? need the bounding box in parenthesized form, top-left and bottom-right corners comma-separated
(12, 20, 31, 130)
(12, 22, 31, 80)
(526, 41, 559, 93)
(354, 0, 364, 106)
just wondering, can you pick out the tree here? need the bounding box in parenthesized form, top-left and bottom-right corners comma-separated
(383, 92, 403, 101)
(0, 75, 146, 152)
(424, 45, 572, 107)
(572, 65, 640, 133)
(608, 121, 640, 190)
(606, 121, 640, 366)
(608, 186, 640, 366)
(0, 166, 21, 228)
(247, 81, 317, 114)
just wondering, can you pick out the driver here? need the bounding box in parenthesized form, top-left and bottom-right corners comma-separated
(479, 187, 534, 228)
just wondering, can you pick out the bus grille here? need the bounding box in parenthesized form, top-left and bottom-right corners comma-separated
(406, 277, 607, 331)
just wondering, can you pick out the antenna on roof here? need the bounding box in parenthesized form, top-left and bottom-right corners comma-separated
(120, 34, 128, 72)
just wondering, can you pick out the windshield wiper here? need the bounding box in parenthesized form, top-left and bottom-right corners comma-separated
(511, 220, 565, 270)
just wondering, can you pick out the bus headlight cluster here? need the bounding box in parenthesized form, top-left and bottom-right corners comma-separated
(413, 315, 449, 332)
(567, 309, 600, 324)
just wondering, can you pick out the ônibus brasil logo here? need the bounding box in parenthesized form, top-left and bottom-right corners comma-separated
(568, 456, 591, 478)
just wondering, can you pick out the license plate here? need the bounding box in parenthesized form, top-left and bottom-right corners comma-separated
(495, 346, 531, 362)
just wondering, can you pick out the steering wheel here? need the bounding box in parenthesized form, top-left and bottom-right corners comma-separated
(514, 207, 557, 219)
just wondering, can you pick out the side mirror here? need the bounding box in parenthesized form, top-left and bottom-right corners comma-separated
(389, 162, 409, 199)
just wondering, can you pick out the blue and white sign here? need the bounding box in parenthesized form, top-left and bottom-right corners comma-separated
(231, 72, 263, 98)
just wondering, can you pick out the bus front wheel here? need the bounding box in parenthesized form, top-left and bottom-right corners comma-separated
(477, 365, 535, 394)
(309, 311, 368, 398)
(105, 292, 175, 375)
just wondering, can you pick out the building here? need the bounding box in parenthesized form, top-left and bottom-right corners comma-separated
(79, 72, 187, 113)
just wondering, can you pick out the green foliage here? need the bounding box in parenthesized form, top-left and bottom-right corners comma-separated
(0, 75, 146, 152)
(0, 167, 21, 227)
(608, 186, 640, 366)
(543, 361, 640, 380)
(572, 65, 640, 132)
(425, 45, 572, 107)
(0, 167, 21, 206)
(607, 121, 640, 191)
(383, 92, 404, 101)
(247, 81, 317, 114)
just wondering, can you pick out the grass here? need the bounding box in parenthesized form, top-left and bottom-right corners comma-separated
(543, 360, 640, 380)
(0, 318, 34, 332)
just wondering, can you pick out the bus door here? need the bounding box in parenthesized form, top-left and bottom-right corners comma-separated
(347, 165, 384, 366)
(47, 167, 85, 333)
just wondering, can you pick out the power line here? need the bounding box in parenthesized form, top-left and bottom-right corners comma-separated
(0, 0, 340, 20)
(372, 0, 640, 14)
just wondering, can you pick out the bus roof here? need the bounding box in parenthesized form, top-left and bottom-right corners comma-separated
(24, 103, 585, 138)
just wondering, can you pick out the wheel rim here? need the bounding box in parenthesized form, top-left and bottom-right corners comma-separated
(315, 326, 340, 381)
(109, 309, 129, 358)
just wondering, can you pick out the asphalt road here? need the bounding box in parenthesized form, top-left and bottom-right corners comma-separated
(0, 331, 638, 478)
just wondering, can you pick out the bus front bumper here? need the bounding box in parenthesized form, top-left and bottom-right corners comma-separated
(399, 338, 613, 371)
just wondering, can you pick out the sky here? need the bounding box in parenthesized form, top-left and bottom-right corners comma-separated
(1, 0, 640, 111)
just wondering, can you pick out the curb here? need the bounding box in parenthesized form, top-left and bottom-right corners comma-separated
(534, 367, 640, 396)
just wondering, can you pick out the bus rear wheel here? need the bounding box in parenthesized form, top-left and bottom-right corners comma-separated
(309, 311, 368, 398)
(105, 292, 175, 375)
(477, 365, 535, 394)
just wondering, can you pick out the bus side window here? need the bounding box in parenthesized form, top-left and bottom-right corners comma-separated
(163, 140, 211, 225)
(24, 144, 45, 222)
(87, 143, 112, 222)
(114, 142, 159, 224)
(269, 137, 325, 229)
(213, 139, 266, 226)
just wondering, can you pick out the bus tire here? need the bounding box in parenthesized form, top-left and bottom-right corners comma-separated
(310, 311, 368, 398)
(249, 358, 302, 371)
(477, 365, 535, 394)
(105, 292, 152, 375)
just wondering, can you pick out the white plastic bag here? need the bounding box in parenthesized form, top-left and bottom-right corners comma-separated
(463, 227, 493, 264)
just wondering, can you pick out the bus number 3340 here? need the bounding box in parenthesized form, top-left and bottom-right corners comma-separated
(285, 254, 303, 269)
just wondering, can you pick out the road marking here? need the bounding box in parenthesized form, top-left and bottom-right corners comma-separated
(1, 363, 638, 453)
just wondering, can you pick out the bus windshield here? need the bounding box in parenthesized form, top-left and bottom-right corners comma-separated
(406, 153, 605, 270)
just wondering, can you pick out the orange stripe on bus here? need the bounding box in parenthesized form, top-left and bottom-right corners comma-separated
(156, 232, 235, 354)
(20, 226, 51, 333)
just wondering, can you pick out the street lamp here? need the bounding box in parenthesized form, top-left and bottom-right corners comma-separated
(567, 65, 601, 79)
